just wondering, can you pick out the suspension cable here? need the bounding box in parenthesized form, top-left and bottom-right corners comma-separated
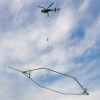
(46, 16, 49, 49)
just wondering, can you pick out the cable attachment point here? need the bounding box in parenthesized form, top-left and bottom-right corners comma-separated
(82, 88, 89, 95)
(22, 71, 31, 78)
(47, 38, 49, 48)
(47, 46, 49, 49)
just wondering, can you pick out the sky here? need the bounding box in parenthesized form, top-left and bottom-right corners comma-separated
(0, 0, 100, 100)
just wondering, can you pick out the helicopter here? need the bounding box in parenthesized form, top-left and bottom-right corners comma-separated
(38, 2, 60, 17)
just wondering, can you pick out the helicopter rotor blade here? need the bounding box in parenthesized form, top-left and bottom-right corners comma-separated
(48, 2, 54, 8)
(38, 6, 45, 9)
(47, 13, 49, 17)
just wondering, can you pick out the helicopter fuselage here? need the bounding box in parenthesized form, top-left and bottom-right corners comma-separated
(41, 9, 54, 13)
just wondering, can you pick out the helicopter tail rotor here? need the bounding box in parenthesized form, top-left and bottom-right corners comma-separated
(55, 8, 56, 12)
(55, 8, 60, 12)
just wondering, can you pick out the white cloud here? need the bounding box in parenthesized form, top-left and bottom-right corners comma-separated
(8, 0, 35, 13)
(78, 0, 90, 13)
